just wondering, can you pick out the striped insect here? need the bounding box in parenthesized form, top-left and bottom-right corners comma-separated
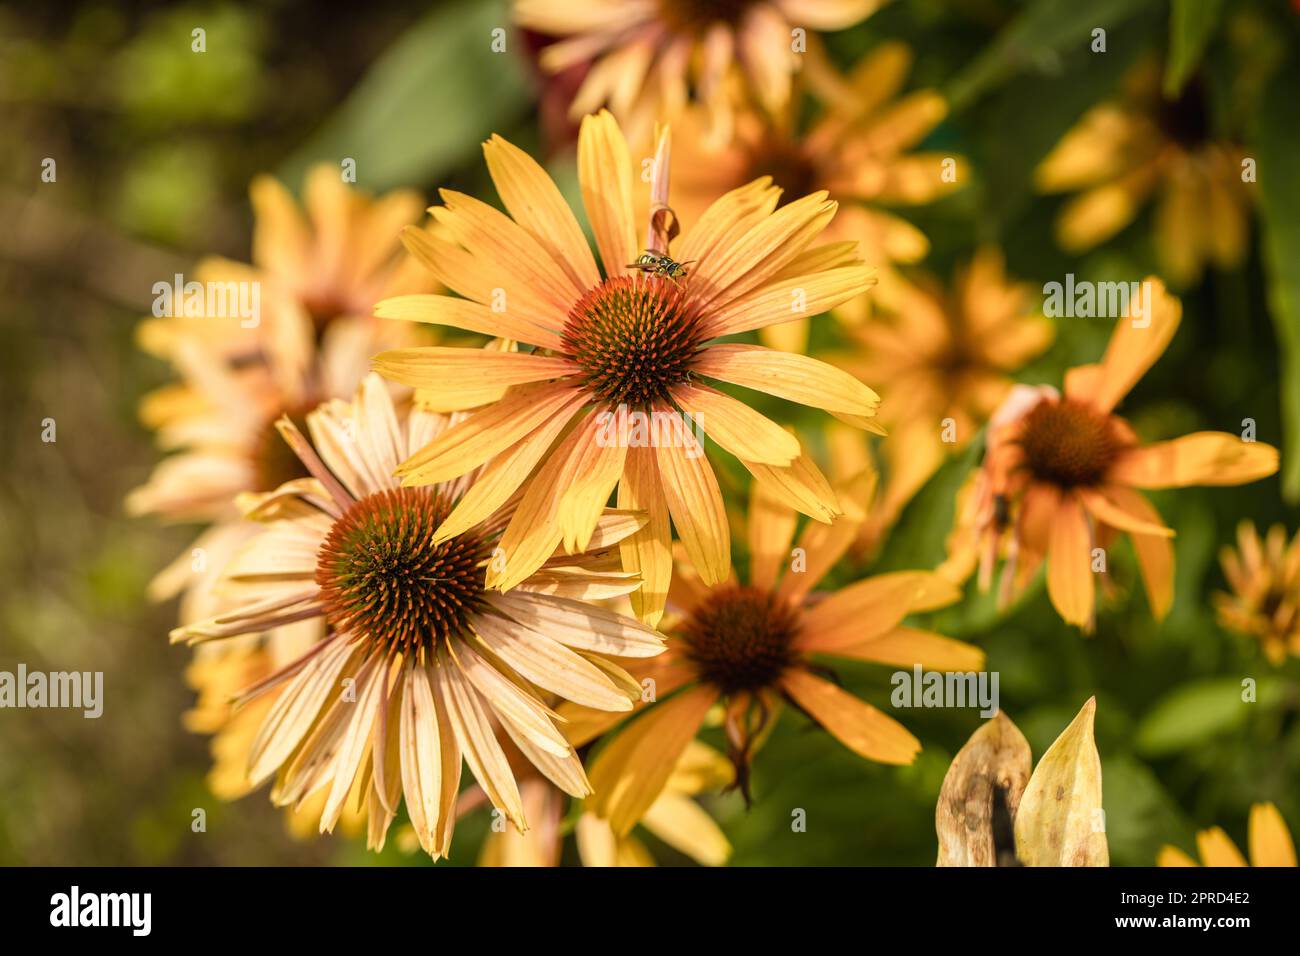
(626, 251, 694, 286)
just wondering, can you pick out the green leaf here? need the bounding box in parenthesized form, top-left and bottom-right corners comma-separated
(1256, 56, 1300, 502)
(1135, 677, 1280, 756)
(1164, 0, 1224, 96)
(945, 0, 1155, 112)
(278, 0, 528, 192)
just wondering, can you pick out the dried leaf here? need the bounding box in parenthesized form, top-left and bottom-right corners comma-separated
(936, 711, 1032, 866)
(1014, 697, 1109, 866)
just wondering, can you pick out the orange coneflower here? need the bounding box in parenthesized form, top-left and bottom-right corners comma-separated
(173, 374, 665, 858)
(1158, 803, 1296, 867)
(515, 0, 883, 146)
(566, 473, 982, 835)
(372, 111, 880, 626)
(951, 279, 1278, 630)
(1215, 521, 1300, 665)
(1036, 62, 1252, 288)
(664, 41, 964, 348)
(830, 247, 1053, 553)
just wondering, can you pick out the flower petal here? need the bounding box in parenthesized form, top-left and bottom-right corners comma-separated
(694, 344, 881, 419)
(780, 668, 920, 765)
(586, 684, 718, 836)
(1109, 433, 1279, 489)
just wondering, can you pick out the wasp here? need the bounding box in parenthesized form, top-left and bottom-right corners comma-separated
(627, 251, 694, 286)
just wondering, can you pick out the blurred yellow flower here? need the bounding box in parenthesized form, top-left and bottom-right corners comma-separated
(949, 278, 1277, 630)
(666, 41, 964, 349)
(372, 112, 879, 627)
(1215, 522, 1300, 665)
(830, 247, 1053, 554)
(1158, 803, 1296, 867)
(515, 0, 883, 145)
(477, 740, 733, 867)
(1036, 65, 1251, 287)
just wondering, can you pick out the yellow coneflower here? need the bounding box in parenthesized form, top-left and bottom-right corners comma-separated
(173, 374, 665, 858)
(477, 739, 733, 867)
(515, 0, 882, 146)
(372, 111, 880, 627)
(1158, 803, 1297, 867)
(566, 474, 982, 836)
(830, 247, 1053, 553)
(1215, 522, 1300, 665)
(129, 166, 436, 622)
(1036, 62, 1251, 287)
(664, 41, 964, 348)
(950, 279, 1278, 630)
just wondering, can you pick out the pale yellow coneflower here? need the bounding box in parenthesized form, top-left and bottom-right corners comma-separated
(371, 110, 881, 627)
(173, 373, 665, 858)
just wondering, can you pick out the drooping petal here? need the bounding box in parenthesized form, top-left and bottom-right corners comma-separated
(586, 684, 718, 836)
(780, 668, 920, 765)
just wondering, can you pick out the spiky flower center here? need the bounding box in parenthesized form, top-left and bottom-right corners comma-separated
(750, 140, 818, 207)
(659, 0, 753, 31)
(678, 585, 800, 693)
(561, 274, 705, 408)
(315, 488, 491, 658)
(1017, 399, 1123, 488)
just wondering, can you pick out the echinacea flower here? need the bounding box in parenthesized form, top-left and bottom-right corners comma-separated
(665, 41, 964, 348)
(476, 739, 733, 866)
(172, 374, 665, 858)
(567, 473, 983, 835)
(129, 166, 435, 623)
(372, 112, 880, 626)
(515, 0, 882, 146)
(1158, 803, 1296, 867)
(1036, 63, 1251, 287)
(830, 247, 1053, 553)
(951, 278, 1277, 630)
(936, 698, 1107, 867)
(1215, 522, 1300, 665)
